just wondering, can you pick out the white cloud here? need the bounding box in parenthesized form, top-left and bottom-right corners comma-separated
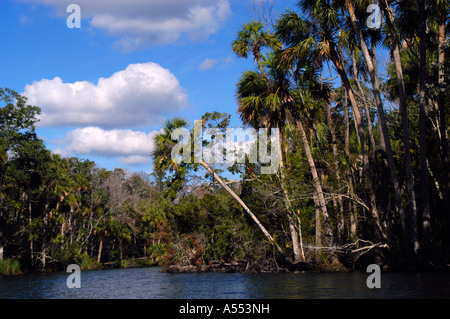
(19, 0, 232, 49)
(58, 127, 157, 166)
(118, 155, 151, 166)
(198, 55, 233, 71)
(23, 62, 187, 128)
(199, 58, 218, 71)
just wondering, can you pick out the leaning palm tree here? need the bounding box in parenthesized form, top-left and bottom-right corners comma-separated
(236, 57, 304, 260)
(151, 117, 286, 258)
(152, 118, 189, 173)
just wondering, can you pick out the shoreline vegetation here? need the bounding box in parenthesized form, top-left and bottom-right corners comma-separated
(1, 1, 449, 278)
(3, 255, 450, 277)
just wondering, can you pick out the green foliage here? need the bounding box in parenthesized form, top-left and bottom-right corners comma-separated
(78, 253, 101, 271)
(1, 0, 449, 273)
(0, 259, 21, 275)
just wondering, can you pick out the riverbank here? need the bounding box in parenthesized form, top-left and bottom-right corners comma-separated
(164, 257, 350, 274)
(163, 255, 450, 274)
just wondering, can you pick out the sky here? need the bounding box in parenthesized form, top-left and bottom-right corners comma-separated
(0, 0, 299, 173)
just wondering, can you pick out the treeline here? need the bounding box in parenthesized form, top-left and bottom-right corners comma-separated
(154, 0, 449, 270)
(1, 0, 449, 274)
(0, 88, 269, 273)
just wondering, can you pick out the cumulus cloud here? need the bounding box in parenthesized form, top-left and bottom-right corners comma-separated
(23, 62, 187, 129)
(57, 127, 158, 165)
(19, 0, 232, 49)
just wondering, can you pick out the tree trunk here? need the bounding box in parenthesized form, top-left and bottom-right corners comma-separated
(351, 51, 377, 158)
(296, 119, 332, 245)
(60, 221, 66, 248)
(97, 239, 103, 263)
(119, 239, 123, 261)
(296, 211, 306, 262)
(438, 12, 449, 204)
(277, 130, 302, 262)
(314, 200, 322, 247)
(198, 160, 286, 257)
(326, 102, 345, 242)
(345, 0, 400, 245)
(28, 190, 34, 268)
(0, 211, 4, 260)
(417, 0, 429, 257)
(42, 195, 50, 270)
(380, 0, 419, 256)
(344, 89, 358, 240)
(331, 46, 369, 172)
(288, 214, 302, 262)
(334, 56, 386, 241)
(343, 88, 351, 158)
(0, 231, 3, 260)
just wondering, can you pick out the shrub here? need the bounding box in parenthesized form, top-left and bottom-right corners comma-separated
(0, 259, 22, 275)
(78, 253, 102, 270)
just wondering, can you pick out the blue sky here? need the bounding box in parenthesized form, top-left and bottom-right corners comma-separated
(0, 0, 297, 173)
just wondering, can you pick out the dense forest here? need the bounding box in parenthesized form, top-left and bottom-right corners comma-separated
(1, 0, 449, 275)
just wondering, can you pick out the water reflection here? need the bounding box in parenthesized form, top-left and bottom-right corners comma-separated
(0, 268, 449, 299)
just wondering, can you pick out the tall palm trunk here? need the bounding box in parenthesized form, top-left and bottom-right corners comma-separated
(380, 0, 419, 255)
(0, 214, 4, 260)
(277, 130, 304, 262)
(330, 46, 369, 172)
(330, 45, 387, 241)
(326, 102, 345, 242)
(346, 0, 403, 245)
(343, 88, 358, 239)
(255, 50, 268, 79)
(437, 7, 449, 218)
(437, 9, 450, 236)
(352, 49, 377, 157)
(28, 190, 34, 268)
(417, 0, 429, 257)
(296, 119, 332, 245)
(198, 159, 286, 257)
(42, 195, 50, 269)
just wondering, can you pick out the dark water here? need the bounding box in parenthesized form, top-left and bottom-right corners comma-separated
(0, 267, 449, 299)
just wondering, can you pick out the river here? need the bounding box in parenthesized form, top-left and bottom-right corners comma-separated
(1, 267, 449, 299)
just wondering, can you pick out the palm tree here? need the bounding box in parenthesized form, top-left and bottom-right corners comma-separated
(435, 0, 449, 206)
(236, 49, 334, 248)
(276, 1, 387, 242)
(151, 118, 286, 259)
(429, 0, 449, 251)
(276, 3, 370, 172)
(232, 20, 282, 77)
(378, 0, 420, 256)
(417, 0, 430, 258)
(341, 0, 408, 250)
